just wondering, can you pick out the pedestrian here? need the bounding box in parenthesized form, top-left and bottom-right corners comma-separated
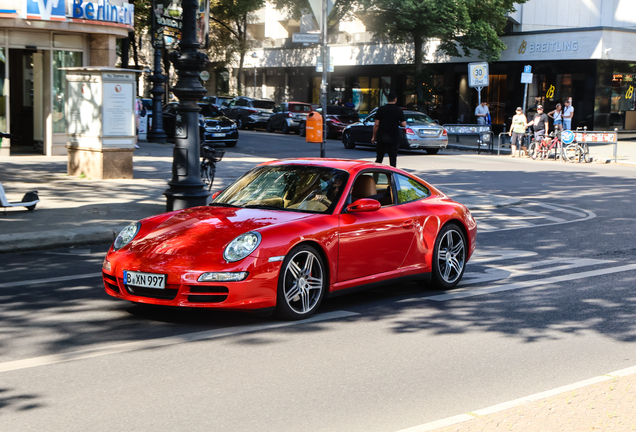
(508, 107, 528, 157)
(134, 97, 143, 149)
(527, 104, 550, 154)
(548, 103, 563, 131)
(371, 91, 406, 167)
(344, 98, 355, 109)
(475, 101, 489, 125)
(562, 99, 574, 130)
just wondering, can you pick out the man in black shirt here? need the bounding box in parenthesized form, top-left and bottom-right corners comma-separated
(528, 104, 549, 142)
(371, 92, 406, 167)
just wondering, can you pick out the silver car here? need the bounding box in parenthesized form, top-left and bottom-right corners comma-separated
(402, 110, 448, 154)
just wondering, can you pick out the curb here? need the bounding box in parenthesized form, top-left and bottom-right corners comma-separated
(0, 226, 120, 254)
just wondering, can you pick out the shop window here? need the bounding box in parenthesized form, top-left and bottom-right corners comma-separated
(53, 51, 82, 133)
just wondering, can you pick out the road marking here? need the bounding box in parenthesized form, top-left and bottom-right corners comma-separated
(0, 272, 102, 289)
(509, 206, 566, 222)
(394, 365, 636, 432)
(0, 310, 358, 373)
(529, 202, 588, 218)
(427, 264, 636, 301)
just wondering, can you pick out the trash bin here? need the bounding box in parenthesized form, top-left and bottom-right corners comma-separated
(306, 111, 323, 143)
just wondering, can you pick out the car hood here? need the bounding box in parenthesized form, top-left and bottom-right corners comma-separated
(204, 115, 234, 127)
(129, 206, 308, 255)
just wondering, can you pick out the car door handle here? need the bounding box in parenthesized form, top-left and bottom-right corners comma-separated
(402, 219, 415, 229)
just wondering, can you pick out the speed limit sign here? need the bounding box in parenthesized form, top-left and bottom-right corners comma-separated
(468, 62, 489, 88)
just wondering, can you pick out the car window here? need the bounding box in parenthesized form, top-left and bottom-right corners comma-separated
(229, 99, 237, 107)
(328, 106, 357, 116)
(366, 115, 375, 123)
(350, 171, 394, 206)
(394, 174, 430, 204)
(237, 99, 248, 107)
(291, 104, 312, 112)
(253, 100, 276, 109)
(199, 105, 220, 117)
(405, 113, 434, 125)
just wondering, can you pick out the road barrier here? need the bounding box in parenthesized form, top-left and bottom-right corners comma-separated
(571, 127, 619, 163)
(445, 124, 493, 154)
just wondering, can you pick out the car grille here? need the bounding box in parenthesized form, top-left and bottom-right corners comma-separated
(205, 124, 233, 131)
(103, 272, 120, 293)
(187, 285, 229, 303)
(124, 282, 180, 300)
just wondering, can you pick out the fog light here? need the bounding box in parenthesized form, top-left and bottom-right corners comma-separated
(198, 272, 249, 282)
(103, 258, 111, 271)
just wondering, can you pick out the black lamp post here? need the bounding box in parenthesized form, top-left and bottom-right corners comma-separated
(163, 0, 209, 211)
(148, 0, 167, 142)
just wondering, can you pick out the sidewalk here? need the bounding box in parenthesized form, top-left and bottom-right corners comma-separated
(1, 140, 636, 430)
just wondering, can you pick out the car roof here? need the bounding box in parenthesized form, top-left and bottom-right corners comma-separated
(258, 158, 406, 174)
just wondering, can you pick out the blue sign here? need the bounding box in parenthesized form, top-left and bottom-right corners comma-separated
(72, 0, 135, 26)
(561, 130, 575, 144)
(524, 65, 532, 73)
(25, 0, 66, 21)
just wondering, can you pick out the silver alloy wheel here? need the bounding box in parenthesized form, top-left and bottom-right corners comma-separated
(282, 250, 324, 315)
(436, 228, 465, 284)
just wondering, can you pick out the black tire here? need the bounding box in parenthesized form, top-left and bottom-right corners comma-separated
(426, 149, 439, 155)
(236, 117, 245, 130)
(431, 223, 467, 289)
(27, 204, 36, 211)
(299, 122, 306, 137)
(266, 120, 273, 133)
(275, 244, 327, 320)
(281, 122, 290, 134)
(342, 131, 356, 149)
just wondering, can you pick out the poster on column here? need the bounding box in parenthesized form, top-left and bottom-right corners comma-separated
(103, 83, 133, 136)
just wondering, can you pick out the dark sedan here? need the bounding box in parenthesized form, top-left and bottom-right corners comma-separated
(341, 109, 447, 154)
(162, 103, 238, 147)
(299, 106, 359, 139)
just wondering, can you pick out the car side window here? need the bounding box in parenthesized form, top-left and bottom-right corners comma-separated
(394, 174, 430, 204)
(350, 171, 394, 207)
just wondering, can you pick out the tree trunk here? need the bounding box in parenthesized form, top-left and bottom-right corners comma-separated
(414, 34, 424, 112)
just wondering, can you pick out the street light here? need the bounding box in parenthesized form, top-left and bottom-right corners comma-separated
(148, 0, 167, 142)
(163, 0, 209, 211)
(251, 52, 258, 98)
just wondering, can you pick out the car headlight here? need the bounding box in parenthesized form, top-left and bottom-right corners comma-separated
(113, 222, 141, 250)
(223, 232, 261, 262)
(230, 123, 237, 129)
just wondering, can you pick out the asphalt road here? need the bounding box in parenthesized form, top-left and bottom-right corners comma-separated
(2, 131, 636, 431)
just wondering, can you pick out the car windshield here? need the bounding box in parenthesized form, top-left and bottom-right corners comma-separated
(291, 104, 312, 112)
(253, 100, 276, 110)
(213, 166, 349, 214)
(405, 113, 434, 125)
(199, 105, 221, 117)
(327, 106, 358, 117)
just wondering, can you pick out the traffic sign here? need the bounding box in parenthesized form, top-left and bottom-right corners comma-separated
(521, 73, 533, 84)
(468, 62, 489, 88)
(199, 71, 210, 81)
(561, 130, 575, 144)
(524, 65, 532, 73)
(292, 33, 320, 44)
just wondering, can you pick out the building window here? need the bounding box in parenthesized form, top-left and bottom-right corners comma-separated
(53, 51, 82, 133)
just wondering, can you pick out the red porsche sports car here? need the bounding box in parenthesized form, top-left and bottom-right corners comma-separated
(102, 159, 477, 320)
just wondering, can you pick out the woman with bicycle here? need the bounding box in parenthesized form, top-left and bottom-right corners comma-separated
(508, 107, 528, 157)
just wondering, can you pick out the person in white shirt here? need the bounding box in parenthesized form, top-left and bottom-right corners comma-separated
(475, 101, 489, 125)
(562, 100, 574, 130)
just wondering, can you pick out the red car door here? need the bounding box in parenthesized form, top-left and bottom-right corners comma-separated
(337, 172, 416, 282)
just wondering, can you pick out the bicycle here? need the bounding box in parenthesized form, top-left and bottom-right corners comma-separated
(200, 144, 225, 191)
(563, 140, 589, 163)
(529, 131, 562, 161)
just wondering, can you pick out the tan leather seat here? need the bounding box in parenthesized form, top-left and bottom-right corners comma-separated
(352, 176, 377, 201)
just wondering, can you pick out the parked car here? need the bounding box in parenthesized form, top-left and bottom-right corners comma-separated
(266, 102, 313, 134)
(222, 96, 276, 130)
(201, 95, 233, 108)
(162, 103, 238, 147)
(103, 158, 476, 319)
(299, 106, 360, 139)
(342, 108, 447, 154)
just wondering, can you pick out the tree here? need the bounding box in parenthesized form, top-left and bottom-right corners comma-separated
(358, 0, 527, 110)
(209, 0, 266, 95)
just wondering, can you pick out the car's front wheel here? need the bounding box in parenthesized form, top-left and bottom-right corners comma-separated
(275, 245, 327, 320)
(266, 120, 273, 133)
(236, 117, 245, 130)
(342, 130, 356, 149)
(299, 122, 306, 137)
(431, 223, 467, 289)
(281, 121, 290, 134)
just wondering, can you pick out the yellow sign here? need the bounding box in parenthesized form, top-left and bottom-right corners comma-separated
(546, 85, 555, 99)
(627, 85, 634, 99)
(518, 40, 527, 54)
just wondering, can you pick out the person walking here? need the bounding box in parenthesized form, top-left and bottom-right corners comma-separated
(475, 101, 489, 125)
(371, 91, 406, 167)
(508, 107, 528, 157)
(562, 99, 574, 130)
(548, 103, 563, 131)
(528, 104, 550, 143)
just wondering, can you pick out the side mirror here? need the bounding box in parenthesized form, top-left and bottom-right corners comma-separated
(347, 198, 381, 212)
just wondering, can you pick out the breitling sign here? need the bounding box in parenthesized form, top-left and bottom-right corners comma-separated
(519, 39, 579, 54)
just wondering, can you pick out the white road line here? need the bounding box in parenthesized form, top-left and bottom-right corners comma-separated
(394, 365, 636, 432)
(509, 206, 566, 222)
(0, 273, 102, 289)
(0, 310, 358, 373)
(529, 202, 588, 218)
(427, 264, 636, 301)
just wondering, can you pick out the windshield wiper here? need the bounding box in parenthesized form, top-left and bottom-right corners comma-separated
(243, 204, 284, 210)
(208, 202, 242, 208)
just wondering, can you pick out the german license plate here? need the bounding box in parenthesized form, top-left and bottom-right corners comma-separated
(421, 130, 437, 135)
(212, 133, 225, 137)
(123, 270, 166, 289)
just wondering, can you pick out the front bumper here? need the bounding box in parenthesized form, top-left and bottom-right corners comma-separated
(203, 129, 239, 143)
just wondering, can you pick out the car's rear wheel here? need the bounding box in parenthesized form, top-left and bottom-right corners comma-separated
(266, 120, 273, 133)
(236, 117, 245, 130)
(426, 149, 440, 155)
(431, 223, 467, 289)
(275, 245, 327, 320)
(281, 122, 290, 134)
(299, 122, 306, 137)
(342, 131, 356, 149)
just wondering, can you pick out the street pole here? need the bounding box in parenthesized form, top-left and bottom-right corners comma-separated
(147, 0, 167, 142)
(320, 0, 328, 158)
(163, 0, 209, 211)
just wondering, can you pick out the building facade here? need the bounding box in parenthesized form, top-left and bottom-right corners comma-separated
(0, 0, 133, 157)
(215, 0, 636, 133)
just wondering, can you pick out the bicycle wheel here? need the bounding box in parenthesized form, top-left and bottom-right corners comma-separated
(529, 142, 538, 160)
(580, 143, 590, 163)
(201, 160, 212, 189)
(564, 144, 584, 163)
